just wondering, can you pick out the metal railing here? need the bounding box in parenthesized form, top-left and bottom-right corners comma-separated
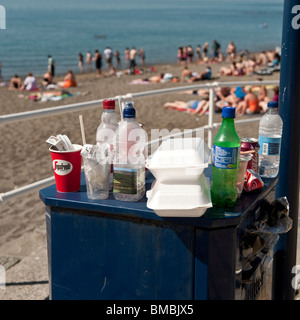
(0, 79, 279, 203)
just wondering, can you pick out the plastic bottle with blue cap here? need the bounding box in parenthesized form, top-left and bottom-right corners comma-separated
(113, 101, 146, 202)
(211, 106, 241, 207)
(96, 99, 118, 190)
(258, 101, 283, 178)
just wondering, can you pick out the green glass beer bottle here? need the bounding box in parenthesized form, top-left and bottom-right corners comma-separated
(211, 106, 241, 207)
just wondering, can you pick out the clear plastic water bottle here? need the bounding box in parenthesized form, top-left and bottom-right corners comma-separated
(113, 101, 146, 202)
(96, 99, 118, 190)
(258, 101, 283, 178)
(211, 106, 241, 208)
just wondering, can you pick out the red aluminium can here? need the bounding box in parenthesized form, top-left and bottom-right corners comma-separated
(241, 138, 260, 173)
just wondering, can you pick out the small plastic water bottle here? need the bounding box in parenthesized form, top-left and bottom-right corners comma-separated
(113, 102, 146, 202)
(258, 101, 283, 178)
(96, 99, 118, 190)
(211, 106, 241, 208)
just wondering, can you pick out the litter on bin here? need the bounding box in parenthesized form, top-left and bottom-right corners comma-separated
(244, 169, 264, 192)
(46, 134, 75, 151)
(253, 196, 293, 234)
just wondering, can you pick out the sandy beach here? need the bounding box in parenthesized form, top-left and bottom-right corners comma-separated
(0, 58, 281, 299)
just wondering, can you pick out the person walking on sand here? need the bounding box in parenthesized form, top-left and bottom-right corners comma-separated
(48, 55, 55, 77)
(78, 53, 84, 73)
(86, 51, 92, 72)
(93, 49, 102, 78)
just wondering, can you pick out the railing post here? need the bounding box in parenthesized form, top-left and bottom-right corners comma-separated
(208, 85, 215, 149)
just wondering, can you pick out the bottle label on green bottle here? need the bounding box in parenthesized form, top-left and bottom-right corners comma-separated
(213, 145, 239, 169)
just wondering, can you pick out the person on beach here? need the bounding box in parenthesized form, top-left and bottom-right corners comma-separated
(86, 51, 92, 72)
(129, 47, 137, 74)
(226, 41, 236, 62)
(177, 46, 184, 64)
(57, 70, 77, 88)
(138, 48, 145, 67)
(256, 84, 279, 113)
(93, 50, 102, 77)
(48, 55, 55, 77)
(42, 71, 53, 88)
(78, 53, 84, 73)
(219, 62, 240, 76)
(124, 48, 130, 69)
(203, 42, 209, 60)
(268, 52, 281, 68)
(103, 47, 113, 69)
(257, 51, 268, 66)
(213, 86, 246, 108)
(188, 66, 212, 82)
(8, 75, 21, 90)
(211, 40, 221, 61)
(186, 45, 194, 64)
(236, 85, 260, 116)
(114, 50, 121, 69)
(219, 61, 245, 77)
(132, 73, 165, 84)
(180, 65, 193, 82)
(163, 99, 210, 115)
(20, 72, 38, 91)
(196, 45, 202, 64)
(104, 66, 117, 77)
(245, 55, 257, 75)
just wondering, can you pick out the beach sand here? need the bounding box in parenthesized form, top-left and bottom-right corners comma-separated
(0, 59, 282, 299)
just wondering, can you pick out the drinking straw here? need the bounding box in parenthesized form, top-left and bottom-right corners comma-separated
(79, 114, 86, 145)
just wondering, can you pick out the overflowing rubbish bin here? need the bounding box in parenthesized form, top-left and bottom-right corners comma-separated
(238, 197, 292, 299)
(39, 166, 291, 300)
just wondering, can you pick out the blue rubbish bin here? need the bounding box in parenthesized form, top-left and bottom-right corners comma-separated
(39, 167, 279, 300)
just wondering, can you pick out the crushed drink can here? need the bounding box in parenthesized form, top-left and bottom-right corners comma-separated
(244, 169, 264, 192)
(241, 138, 260, 173)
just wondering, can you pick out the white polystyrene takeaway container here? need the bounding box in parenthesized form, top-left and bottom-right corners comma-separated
(146, 174, 212, 217)
(145, 138, 211, 183)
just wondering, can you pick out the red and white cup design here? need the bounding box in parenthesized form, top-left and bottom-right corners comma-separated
(50, 144, 82, 192)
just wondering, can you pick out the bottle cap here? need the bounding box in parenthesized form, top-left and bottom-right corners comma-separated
(123, 101, 136, 118)
(267, 101, 278, 108)
(222, 106, 236, 118)
(103, 99, 115, 110)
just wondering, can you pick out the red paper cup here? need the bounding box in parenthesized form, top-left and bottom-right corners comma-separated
(50, 144, 82, 192)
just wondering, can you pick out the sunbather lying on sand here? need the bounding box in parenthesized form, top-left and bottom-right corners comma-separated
(163, 98, 209, 115)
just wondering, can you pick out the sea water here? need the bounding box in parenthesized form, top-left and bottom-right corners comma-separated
(0, 0, 283, 79)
